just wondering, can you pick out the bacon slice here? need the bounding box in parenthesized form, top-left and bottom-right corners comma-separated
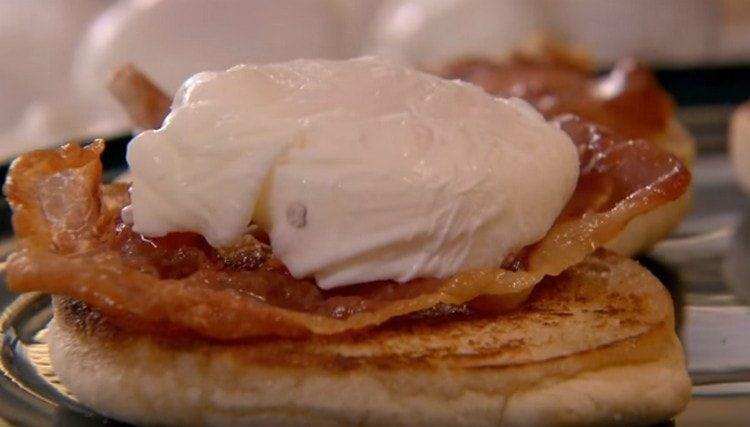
(445, 57, 674, 140)
(108, 64, 171, 129)
(3, 112, 689, 339)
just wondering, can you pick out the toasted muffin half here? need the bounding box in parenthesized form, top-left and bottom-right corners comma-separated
(48, 251, 690, 426)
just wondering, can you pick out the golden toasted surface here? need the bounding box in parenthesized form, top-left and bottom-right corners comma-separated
(55, 251, 672, 370)
(49, 251, 691, 426)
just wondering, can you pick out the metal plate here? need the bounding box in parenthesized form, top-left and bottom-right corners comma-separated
(0, 268, 130, 426)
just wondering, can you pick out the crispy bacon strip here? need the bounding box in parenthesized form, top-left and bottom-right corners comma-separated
(4, 113, 689, 339)
(108, 64, 171, 129)
(445, 57, 673, 140)
(3, 141, 107, 253)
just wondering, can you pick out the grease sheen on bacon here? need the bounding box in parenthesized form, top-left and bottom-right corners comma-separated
(445, 57, 673, 140)
(4, 115, 689, 339)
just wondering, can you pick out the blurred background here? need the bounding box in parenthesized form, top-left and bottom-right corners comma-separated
(1, 1, 750, 425)
(2, 0, 750, 160)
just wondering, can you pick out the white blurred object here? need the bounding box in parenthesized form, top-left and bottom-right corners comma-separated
(730, 102, 750, 194)
(0, 0, 111, 161)
(544, 0, 718, 66)
(368, 0, 750, 68)
(0, 0, 383, 161)
(367, 0, 542, 71)
(73, 0, 379, 143)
